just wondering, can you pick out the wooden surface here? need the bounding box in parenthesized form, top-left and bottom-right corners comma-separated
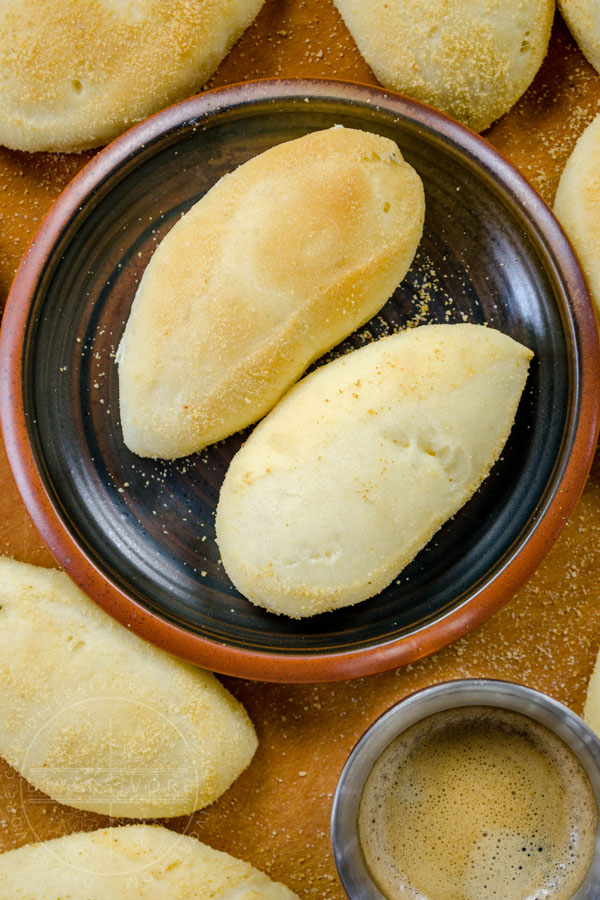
(1, 3, 600, 897)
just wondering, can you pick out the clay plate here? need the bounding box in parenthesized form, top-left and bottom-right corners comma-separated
(1, 80, 599, 682)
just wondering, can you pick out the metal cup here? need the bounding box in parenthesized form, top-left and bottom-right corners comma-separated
(331, 679, 600, 899)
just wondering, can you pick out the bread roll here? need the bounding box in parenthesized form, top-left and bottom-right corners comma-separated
(216, 324, 532, 618)
(0, 557, 257, 817)
(554, 114, 600, 314)
(584, 646, 600, 736)
(0, 0, 265, 152)
(117, 126, 425, 459)
(558, 0, 600, 75)
(0, 825, 298, 899)
(332, 0, 554, 132)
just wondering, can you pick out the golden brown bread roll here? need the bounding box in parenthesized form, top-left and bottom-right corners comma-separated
(117, 126, 425, 459)
(0, 0, 265, 152)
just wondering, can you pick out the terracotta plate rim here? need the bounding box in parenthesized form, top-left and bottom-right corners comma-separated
(1, 78, 599, 683)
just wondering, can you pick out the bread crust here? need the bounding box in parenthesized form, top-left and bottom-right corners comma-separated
(584, 643, 600, 737)
(554, 113, 600, 315)
(117, 126, 425, 459)
(0, 557, 257, 817)
(0, 0, 265, 152)
(558, 0, 600, 75)
(332, 0, 554, 132)
(0, 825, 299, 898)
(216, 324, 532, 618)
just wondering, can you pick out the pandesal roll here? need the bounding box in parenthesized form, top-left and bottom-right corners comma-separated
(332, 0, 554, 132)
(583, 639, 600, 738)
(0, 556, 257, 817)
(117, 126, 425, 459)
(0, 0, 266, 152)
(554, 113, 600, 314)
(558, 0, 600, 76)
(0, 825, 299, 899)
(216, 324, 532, 618)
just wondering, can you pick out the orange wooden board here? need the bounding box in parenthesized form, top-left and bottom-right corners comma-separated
(2, 4, 600, 898)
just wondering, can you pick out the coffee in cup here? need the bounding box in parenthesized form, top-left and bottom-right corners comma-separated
(357, 705, 597, 900)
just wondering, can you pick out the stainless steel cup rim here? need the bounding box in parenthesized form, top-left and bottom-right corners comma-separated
(331, 678, 600, 900)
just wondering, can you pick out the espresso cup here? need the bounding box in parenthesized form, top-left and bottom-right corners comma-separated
(331, 679, 600, 900)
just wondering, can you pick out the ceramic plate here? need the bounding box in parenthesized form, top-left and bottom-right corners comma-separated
(1, 80, 599, 681)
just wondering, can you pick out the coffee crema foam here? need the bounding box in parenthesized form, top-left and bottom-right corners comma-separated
(358, 706, 597, 900)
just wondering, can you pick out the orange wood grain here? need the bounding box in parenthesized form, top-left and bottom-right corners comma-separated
(1, 4, 600, 898)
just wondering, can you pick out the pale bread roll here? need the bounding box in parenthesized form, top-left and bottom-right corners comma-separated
(0, 0, 265, 152)
(558, 0, 600, 75)
(554, 114, 600, 314)
(216, 324, 532, 618)
(0, 557, 257, 817)
(584, 646, 600, 736)
(332, 0, 554, 132)
(0, 825, 299, 899)
(117, 126, 425, 459)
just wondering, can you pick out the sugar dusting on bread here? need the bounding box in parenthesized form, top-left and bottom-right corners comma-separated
(0, 0, 266, 151)
(332, 0, 554, 131)
(117, 127, 425, 459)
(216, 324, 532, 618)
